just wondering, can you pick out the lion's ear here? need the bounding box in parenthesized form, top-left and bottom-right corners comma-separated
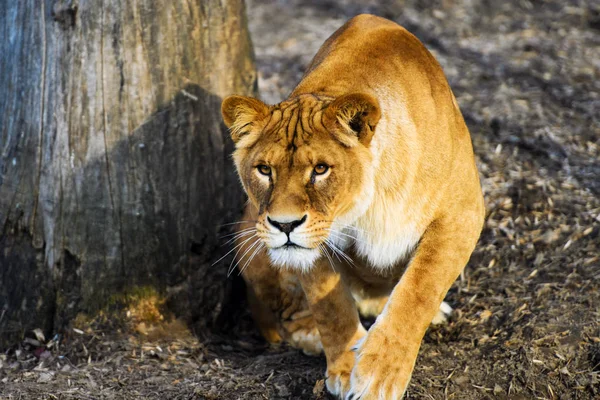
(323, 93, 380, 146)
(221, 95, 269, 144)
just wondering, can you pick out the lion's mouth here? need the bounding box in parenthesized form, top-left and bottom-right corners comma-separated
(280, 239, 308, 249)
(267, 242, 321, 271)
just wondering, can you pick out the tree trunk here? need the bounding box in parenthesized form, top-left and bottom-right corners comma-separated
(0, 0, 256, 347)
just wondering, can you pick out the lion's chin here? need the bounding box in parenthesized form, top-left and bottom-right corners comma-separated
(268, 246, 321, 272)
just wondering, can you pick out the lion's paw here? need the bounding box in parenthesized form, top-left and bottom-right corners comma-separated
(325, 349, 357, 397)
(282, 311, 323, 355)
(345, 326, 417, 400)
(431, 301, 453, 325)
(345, 358, 411, 399)
(326, 370, 351, 397)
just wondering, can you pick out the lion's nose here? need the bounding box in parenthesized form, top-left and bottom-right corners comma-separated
(267, 215, 307, 234)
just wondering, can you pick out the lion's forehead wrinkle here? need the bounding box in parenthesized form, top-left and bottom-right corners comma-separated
(261, 96, 331, 147)
(284, 112, 296, 145)
(312, 110, 325, 131)
(300, 109, 314, 135)
(250, 96, 343, 177)
(265, 108, 283, 131)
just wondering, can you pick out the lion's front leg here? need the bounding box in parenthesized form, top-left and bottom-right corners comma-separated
(297, 260, 367, 397)
(236, 204, 321, 353)
(347, 215, 482, 400)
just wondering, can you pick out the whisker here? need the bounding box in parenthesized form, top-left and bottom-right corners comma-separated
(238, 242, 265, 276)
(337, 224, 367, 234)
(212, 234, 256, 266)
(322, 241, 342, 263)
(332, 249, 355, 268)
(319, 244, 337, 273)
(229, 237, 262, 276)
(332, 230, 358, 241)
(238, 240, 263, 273)
(227, 238, 256, 276)
(327, 231, 349, 244)
(221, 230, 256, 247)
(220, 227, 256, 239)
(327, 231, 365, 250)
(327, 229, 366, 245)
(325, 238, 356, 268)
(328, 227, 364, 240)
(219, 220, 257, 227)
(324, 240, 342, 262)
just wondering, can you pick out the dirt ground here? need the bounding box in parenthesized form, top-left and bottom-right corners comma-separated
(2, 0, 599, 399)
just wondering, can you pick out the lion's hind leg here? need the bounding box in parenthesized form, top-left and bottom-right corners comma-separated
(356, 294, 453, 325)
(245, 282, 283, 344)
(431, 301, 453, 325)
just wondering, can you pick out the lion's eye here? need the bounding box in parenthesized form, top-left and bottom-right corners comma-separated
(257, 165, 271, 176)
(314, 164, 329, 175)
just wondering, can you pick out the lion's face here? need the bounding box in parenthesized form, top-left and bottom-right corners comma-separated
(222, 93, 380, 270)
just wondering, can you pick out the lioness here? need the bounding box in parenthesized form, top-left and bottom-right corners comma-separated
(221, 14, 484, 399)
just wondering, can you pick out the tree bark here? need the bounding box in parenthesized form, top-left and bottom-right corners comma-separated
(0, 0, 256, 347)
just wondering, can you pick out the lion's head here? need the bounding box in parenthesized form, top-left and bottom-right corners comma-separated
(221, 93, 380, 270)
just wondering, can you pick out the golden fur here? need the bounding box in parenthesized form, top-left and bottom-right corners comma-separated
(221, 14, 484, 399)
